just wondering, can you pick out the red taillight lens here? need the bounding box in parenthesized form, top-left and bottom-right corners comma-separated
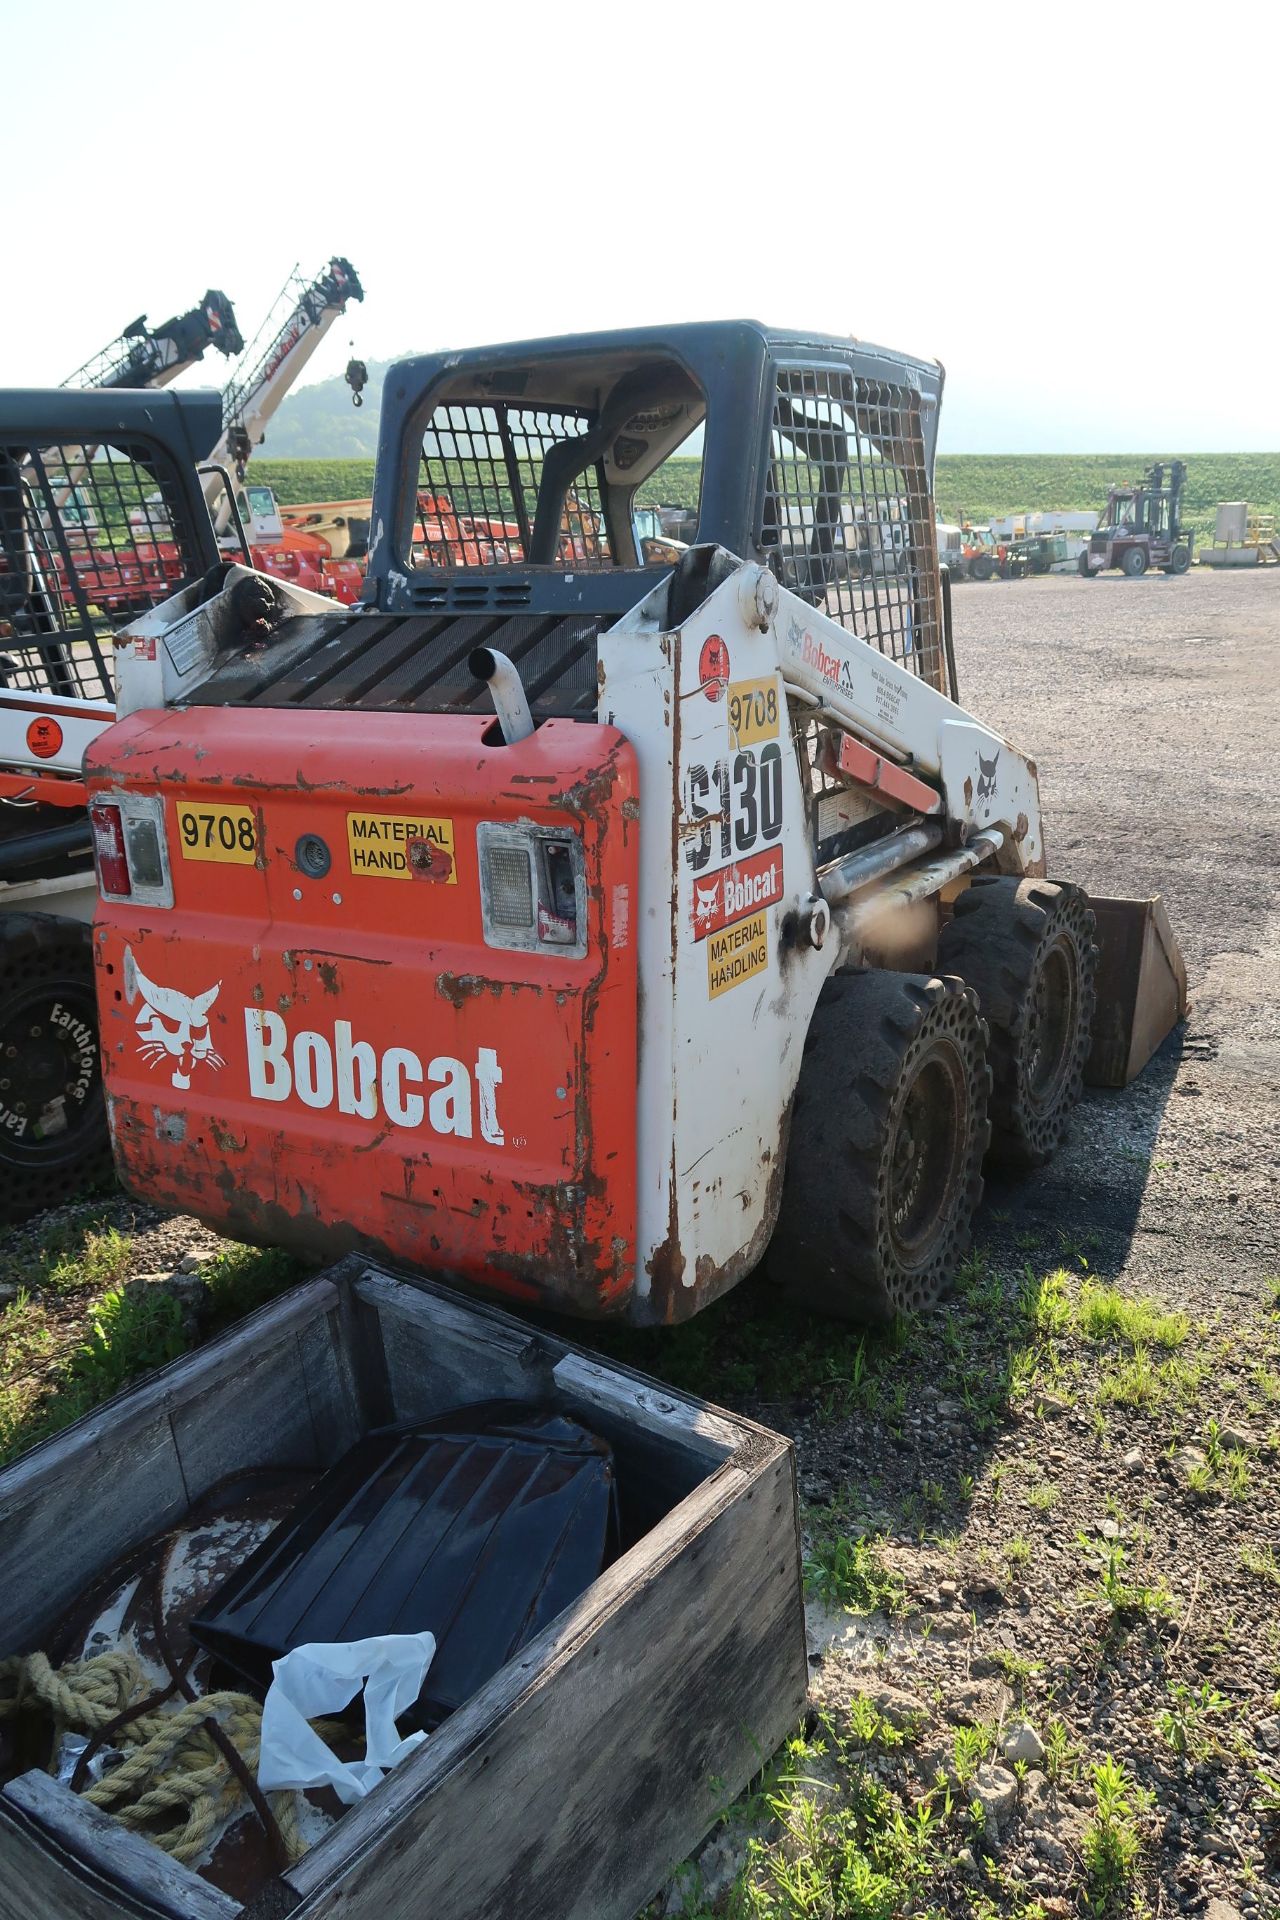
(90, 803, 132, 897)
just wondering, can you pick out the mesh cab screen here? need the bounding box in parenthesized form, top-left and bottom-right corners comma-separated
(0, 438, 196, 702)
(762, 367, 943, 690)
(412, 403, 614, 572)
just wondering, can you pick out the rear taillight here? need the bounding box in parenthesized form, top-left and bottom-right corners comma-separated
(90, 804, 130, 897)
(90, 793, 173, 907)
(478, 824, 585, 957)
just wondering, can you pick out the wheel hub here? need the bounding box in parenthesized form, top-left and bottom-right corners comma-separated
(1025, 939, 1076, 1109)
(0, 987, 99, 1147)
(888, 1045, 965, 1265)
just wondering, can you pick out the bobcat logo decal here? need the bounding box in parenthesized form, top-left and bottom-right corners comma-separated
(694, 878, 721, 927)
(126, 947, 223, 1091)
(976, 750, 1000, 805)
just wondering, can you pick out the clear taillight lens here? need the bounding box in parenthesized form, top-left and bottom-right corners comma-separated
(478, 825, 584, 956)
(89, 793, 173, 906)
(90, 803, 131, 897)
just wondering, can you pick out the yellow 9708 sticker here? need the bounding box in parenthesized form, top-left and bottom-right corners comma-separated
(176, 803, 258, 864)
(727, 677, 780, 749)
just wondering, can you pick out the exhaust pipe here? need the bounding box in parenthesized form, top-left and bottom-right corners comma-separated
(470, 647, 534, 745)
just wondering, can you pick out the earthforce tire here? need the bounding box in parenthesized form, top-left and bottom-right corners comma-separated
(771, 972, 991, 1324)
(969, 553, 995, 581)
(1122, 545, 1148, 577)
(937, 876, 1098, 1171)
(0, 914, 112, 1223)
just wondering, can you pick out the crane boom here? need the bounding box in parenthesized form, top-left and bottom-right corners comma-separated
(61, 291, 244, 391)
(206, 257, 363, 522)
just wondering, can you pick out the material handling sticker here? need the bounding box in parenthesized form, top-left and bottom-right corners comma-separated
(726, 677, 780, 750)
(176, 803, 258, 865)
(347, 811, 457, 882)
(706, 909, 768, 999)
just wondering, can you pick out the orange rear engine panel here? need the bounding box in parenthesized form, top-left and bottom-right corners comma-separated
(86, 709, 639, 1317)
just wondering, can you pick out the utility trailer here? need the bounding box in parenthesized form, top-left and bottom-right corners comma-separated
(86, 322, 1184, 1324)
(0, 390, 224, 1219)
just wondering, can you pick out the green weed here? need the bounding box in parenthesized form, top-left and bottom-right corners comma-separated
(803, 1535, 905, 1616)
(1081, 1755, 1148, 1914)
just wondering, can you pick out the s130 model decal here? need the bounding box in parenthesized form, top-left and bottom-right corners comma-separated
(682, 745, 784, 872)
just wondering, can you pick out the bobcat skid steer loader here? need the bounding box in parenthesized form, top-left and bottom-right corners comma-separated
(84, 323, 1185, 1323)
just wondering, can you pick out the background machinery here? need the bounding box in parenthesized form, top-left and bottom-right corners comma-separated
(85, 322, 1185, 1325)
(0, 257, 364, 1219)
(61, 292, 244, 393)
(1079, 460, 1191, 576)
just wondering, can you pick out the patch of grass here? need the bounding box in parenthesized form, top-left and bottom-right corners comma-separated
(1026, 1482, 1058, 1512)
(1, 1282, 187, 1464)
(1241, 1543, 1280, 1588)
(1096, 1347, 1205, 1411)
(1077, 1281, 1188, 1350)
(0, 1207, 132, 1297)
(200, 1242, 308, 1335)
(990, 1649, 1044, 1698)
(1004, 1536, 1033, 1571)
(1081, 1755, 1149, 1915)
(804, 1534, 906, 1616)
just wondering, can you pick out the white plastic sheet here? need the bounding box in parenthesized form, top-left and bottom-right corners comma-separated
(257, 1631, 437, 1805)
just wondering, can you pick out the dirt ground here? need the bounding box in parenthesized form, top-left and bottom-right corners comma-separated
(955, 566, 1278, 1314)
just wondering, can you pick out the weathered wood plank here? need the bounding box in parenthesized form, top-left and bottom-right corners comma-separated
(356, 1270, 560, 1420)
(169, 1330, 322, 1494)
(284, 1441, 807, 1920)
(0, 1772, 239, 1920)
(550, 1353, 742, 1461)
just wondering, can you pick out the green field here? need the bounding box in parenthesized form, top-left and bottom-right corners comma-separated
(250, 453, 1280, 546)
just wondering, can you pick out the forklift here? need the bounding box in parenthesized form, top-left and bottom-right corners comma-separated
(1079, 460, 1192, 577)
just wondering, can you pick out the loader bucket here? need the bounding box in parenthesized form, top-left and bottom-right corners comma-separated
(1085, 895, 1188, 1087)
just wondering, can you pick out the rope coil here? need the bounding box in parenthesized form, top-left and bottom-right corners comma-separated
(1, 1651, 304, 1865)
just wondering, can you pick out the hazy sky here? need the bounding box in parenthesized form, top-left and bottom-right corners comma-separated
(6, 2, 1275, 453)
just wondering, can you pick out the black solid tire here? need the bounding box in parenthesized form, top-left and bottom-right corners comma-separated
(970, 553, 995, 581)
(0, 914, 113, 1223)
(1122, 546, 1148, 577)
(771, 972, 991, 1324)
(937, 876, 1098, 1170)
(1169, 545, 1191, 574)
(1078, 552, 1094, 576)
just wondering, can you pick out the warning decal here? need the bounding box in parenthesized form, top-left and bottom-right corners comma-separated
(347, 812, 457, 882)
(706, 910, 768, 999)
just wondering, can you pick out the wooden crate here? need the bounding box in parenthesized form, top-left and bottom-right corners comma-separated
(0, 1259, 806, 1920)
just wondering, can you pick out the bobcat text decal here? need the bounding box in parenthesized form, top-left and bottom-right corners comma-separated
(245, 1011, 506, 1145)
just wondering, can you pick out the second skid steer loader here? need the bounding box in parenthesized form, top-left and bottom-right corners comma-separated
(83, 322, 1185, 1324)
